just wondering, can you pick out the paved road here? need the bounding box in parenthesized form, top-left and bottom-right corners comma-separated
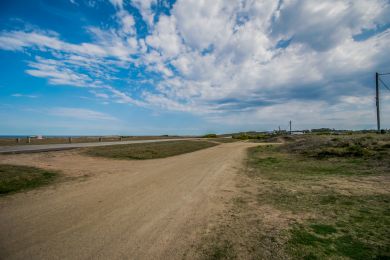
(0, 138, 193, 154)
(0, 142, 257, 259)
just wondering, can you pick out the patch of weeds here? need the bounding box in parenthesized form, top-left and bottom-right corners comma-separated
(319, 195, 338, 205)
(203, 239, 236, 260)
(288, 225, 378, 260)
(334, 235, 371, 259)
(84, 140, 217, 160)
(314, 145, 370, 158)
(254, 157, 281, 166)
(290, 228, 325, 246)
(201, 135, 390, 260)
(232, 197, 246, 208)
(249, 144, 377, 180)
(0, 164, 58, 194)
(310, 224, 337, 235)
(286, 194, 390, 259)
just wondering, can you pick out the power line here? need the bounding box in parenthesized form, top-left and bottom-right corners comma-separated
(379, 78, 390, 92)
(375, 72, 390, 132)
(376, 72, 380, 132)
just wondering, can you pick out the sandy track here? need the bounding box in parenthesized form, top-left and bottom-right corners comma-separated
(0, 142, 256, 259)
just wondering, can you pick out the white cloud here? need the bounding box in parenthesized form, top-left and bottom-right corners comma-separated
(25, 57, 93, 87)
(130, 0, 156, 26)
(109, 0, 123, 9)
(272, 0, 389, 51)
(49, 107, 118, 121)
(89, 90, 109, 99)
(11, 93, 38, 98)
(1, 0, 390, 129)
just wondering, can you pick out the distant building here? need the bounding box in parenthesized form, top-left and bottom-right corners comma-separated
(291, 131, 304, 135)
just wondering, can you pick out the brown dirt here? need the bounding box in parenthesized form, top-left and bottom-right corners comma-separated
(0, 142, 257, 259)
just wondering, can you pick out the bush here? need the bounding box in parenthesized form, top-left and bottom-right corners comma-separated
(203, 134, 217, 138)
(232, 133, 277, 140)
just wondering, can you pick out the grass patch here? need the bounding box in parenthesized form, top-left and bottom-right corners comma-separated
(0, 136, 179, 146)
(203, 133, 218, 138)
(248, 136, 390, 259)
(0, 164, 58, 194)
(203, 239, 236, 260)
(211, 138, 240, 143)
(310, 224, 337, 235)
(198, 134, 390, 259)
(84, 140, 217, 160)
(280, 133, 390, 161)
(248, 144, 379, 181)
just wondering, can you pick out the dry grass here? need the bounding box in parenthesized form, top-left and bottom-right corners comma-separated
(83, 140, 218, 160)
(197, 134, 390, 259)
(0, 136, 182, 146)
(210, 138, 240, 143)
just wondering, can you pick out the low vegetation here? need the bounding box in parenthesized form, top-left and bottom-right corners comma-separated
(198, 134, 390, 259)
(0, 135, 179, 146)
(211, 138, 240, 143)
(0, 164, 58, 194)
(84, 140, 218, 160)
(232, 132, 286, 143)
(203, 134, 218, 138)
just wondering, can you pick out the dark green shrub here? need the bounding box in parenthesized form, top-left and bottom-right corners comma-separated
(203, 134, 217, 138)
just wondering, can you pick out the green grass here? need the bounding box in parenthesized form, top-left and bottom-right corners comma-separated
(196, 134, 390, 259)
(211, 138, 240, 143)
(84, 140, 218, 160)
(204, 239, 236, 260)
(0, 164, 58, 194)
(203, 133, 218, 138)
(246, 136, 390, 259)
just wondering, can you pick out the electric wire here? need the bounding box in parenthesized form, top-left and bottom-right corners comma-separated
(379, 78, 390, 92)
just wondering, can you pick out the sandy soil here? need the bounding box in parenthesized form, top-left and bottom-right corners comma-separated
(0, 142, 257, 259)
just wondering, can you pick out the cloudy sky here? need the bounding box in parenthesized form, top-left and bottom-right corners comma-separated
(0, 0, 390, 135)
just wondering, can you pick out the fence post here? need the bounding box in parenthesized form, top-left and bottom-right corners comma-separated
(99, 137, 102, 142)
(16, 138, 20, 143)
(27, 137, 31, 143)
(69, 137, 72, 143)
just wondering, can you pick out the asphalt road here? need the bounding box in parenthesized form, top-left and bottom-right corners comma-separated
(0, 138, 193, 154)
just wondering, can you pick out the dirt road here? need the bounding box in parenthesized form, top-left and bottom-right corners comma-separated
(0, 142, 256, 259)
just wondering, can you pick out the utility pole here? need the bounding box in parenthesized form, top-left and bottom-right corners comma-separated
(289, 120, 292, 135)
(376, 72, 380, 132)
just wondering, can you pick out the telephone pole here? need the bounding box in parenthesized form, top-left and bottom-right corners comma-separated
(376, 72, 380, 132)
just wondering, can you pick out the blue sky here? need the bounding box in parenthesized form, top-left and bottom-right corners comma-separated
(1, 0, 390, 135)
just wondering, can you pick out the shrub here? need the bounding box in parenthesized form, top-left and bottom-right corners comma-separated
(203, 134, 217, 138)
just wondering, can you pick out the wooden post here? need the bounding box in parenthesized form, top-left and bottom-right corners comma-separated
(16, 138, 20, 143)
(27, 137, 31, 143)
(69, 137, 72, 143)
(99, 137, 102, 142)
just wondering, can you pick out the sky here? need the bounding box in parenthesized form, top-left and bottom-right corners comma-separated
(0, 0, 390, 135)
